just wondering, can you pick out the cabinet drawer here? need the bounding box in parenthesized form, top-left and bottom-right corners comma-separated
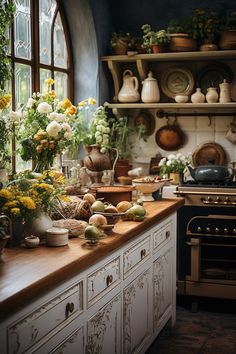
(8, 282, 83, 354)
(153, 223, 171, 251)
(87, 257, 121, 305)
(123, 236, 151, 277)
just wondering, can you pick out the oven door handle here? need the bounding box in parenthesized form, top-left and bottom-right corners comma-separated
(186, 238, 201, 282)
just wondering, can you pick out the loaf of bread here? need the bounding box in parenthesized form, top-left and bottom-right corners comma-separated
(53, 218, 88, 237)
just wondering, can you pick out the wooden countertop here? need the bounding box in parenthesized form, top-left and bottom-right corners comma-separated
(0, 198, 184, 319)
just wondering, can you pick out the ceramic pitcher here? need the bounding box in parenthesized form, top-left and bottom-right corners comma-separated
(219, 79, 231, 103)
(141, 71, 160, 103)
(118, 69, 140, 102)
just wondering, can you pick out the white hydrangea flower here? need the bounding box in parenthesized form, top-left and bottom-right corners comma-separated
(96, 135, 103, 143)
(96, 125, 103, 132)
(46, 121, 61, 137)
(167, 154, 176, 160)
(64, 131, 72, 139)
(37, 102, 52, 114)
(26, 98, 36, 108)
(166, 160, 172, 166)
(8, 110, 22, 125)
(158, 158, 166, 166)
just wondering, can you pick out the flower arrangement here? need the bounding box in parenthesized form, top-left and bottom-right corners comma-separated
(0, 170, 66, 223)
(72, 100, 111, 153)
(19, 78, 75, 172)
(159, 153, 191, 175)
(141, 24, 170, 53)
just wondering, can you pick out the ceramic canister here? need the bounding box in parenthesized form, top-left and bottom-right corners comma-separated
(206, 87, 218, 103)
(191, 88, 205, 103)
(141, 71, 160, 103)
(46, 227, 69, 246)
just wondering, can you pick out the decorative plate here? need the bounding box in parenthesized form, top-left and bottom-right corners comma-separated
(161, 67, 194, 98)
(192, 142, 227, 167)
(231, 78, 236, 102)
(197, 62, 233, 95)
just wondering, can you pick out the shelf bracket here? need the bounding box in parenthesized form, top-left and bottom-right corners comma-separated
(107, 60, 121, 102)
(136, 59, 148, 81)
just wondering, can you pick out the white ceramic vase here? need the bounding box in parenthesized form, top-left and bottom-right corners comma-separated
(206, 87, 218, 103)
(191, 88, 205, 103)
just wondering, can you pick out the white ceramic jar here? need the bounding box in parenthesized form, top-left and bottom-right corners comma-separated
(191, 88, 205, 103)
(219, 79, 231, 103)
(46, 227, 69, 246)
(206, 87, 218, 103)
(141, 71, 160, 103)
(24, 235, 40, 248)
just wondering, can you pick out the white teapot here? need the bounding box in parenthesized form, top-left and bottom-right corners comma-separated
(118, 69, 140, 102)
(141, 71, 160, 103)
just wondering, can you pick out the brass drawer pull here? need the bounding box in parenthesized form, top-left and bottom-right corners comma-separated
(166, 230, 170, 238)
(66, 302, 74, 316)
(106, 274, 113, 287)
(140, 249, 146, 259)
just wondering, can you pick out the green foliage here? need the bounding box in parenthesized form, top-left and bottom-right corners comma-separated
(223, 10, 236, 30)
(191, 8, 222, 43)
(141, 24, 170, 52)
(0, 117, 11, 169)
(0, 0, 16, 91)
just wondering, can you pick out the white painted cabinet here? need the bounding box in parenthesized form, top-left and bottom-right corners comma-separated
(0, 212, 177, 354)
(123, 268, 151, 354)
(87, 294, 122, 354)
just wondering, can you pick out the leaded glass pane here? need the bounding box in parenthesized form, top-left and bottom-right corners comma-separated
(14, 0, 31, 59)
(14, 63, 31, 108)
(54, 13, 68, 68)
(39, 0, 57, 65)
(54, 72, 68, 100)
(40, 69, 52, 92)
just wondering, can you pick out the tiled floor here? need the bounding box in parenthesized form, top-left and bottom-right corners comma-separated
(146, 297, 236, 354)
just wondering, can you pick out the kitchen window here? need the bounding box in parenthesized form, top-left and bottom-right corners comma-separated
(8, 0, 73, 171)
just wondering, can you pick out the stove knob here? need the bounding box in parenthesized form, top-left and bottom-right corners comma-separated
(215, 227, 220, 234)
(224, 228, 228, 234)
(233, 229, 236, 234)
(215, 196, 221, 204)
(197, 227, 202, 233)
(206, 227, 211, 233)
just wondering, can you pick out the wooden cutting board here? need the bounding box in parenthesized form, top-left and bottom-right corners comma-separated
(192, 142, 227, 166)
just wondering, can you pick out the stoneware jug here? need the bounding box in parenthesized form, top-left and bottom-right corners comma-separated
(206, 87, 218, 103)
(219, 79, 231, 103)
(141, 71, 160, 103)
(118, 69, 140, 102)
(191, 88, 205, 103)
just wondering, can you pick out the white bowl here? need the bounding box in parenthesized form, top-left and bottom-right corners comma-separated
(132, 178, 170, 201)
(175, 95, 189, 103)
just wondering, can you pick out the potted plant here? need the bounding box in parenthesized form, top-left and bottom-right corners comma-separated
(167, 18, 198, 52)
(158, 153, 191, 185)
(219, 10, 236, 50)
(141, 24, 170, 53)
(0, 214, 11, 257)
(110, 32, 131, 55)
(191, 8, 222, 51)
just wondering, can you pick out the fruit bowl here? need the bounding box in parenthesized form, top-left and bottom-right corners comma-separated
(132, 177, 170, 201)
(94, 211, 126, 225)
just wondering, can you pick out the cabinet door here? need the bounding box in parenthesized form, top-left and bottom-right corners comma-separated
(153, 248, 172, 328)
(123, 268, 151, 354)
(87, 294, 122, 354)
(50, 326, 84, 354)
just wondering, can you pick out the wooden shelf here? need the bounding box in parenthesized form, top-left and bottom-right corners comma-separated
(105, 102, 236, 117)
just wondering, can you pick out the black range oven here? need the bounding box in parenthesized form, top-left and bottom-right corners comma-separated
(175, 182, 236, 301)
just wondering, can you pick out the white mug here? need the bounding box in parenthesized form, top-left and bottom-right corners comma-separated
(226, 124, 236, 144)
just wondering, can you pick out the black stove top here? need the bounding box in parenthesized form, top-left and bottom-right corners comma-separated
(181, 180, 236, 188)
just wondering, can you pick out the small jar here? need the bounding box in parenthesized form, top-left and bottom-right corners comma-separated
(206, 87, 218, 103)
(25, 235, 40, 248)
(46, 227, 69, 247)
(191, 88, 205, 103)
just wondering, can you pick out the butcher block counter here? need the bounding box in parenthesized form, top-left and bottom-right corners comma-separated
(0, 198, 184, 354)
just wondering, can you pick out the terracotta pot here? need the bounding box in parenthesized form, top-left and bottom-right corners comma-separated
(114, 159, 132, 181)
(200, 43, 218, 51)
(113, 38, 129, 55)
(151, 44, 166, 53)
(219, 30, 236, 50)
(83, 144, 111, 172)
(169, 33, 197, 52)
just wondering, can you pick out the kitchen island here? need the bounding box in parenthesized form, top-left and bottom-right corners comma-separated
(0, 198, 184, 354)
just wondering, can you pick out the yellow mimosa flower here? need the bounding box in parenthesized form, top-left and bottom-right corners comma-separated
(88, 97, 96, 105)
(0, 189, 13, 199)
(78, 100, 86, 107)
(62, 98, 72, 109)
(45, 78, 54, 86)
(20, 197, 36, 209)
(65, 105, 77, 116)
(10, 208, 21, 216)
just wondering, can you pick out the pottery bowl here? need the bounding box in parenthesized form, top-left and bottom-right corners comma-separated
(174, 95, 189, 103)
(94, 211, 126, 225)
(132, 179, 167, 194)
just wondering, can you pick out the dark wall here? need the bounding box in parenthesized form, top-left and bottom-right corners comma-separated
(107, 0, 234, 33)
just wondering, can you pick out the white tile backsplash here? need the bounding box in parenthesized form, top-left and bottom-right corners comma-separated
(131, 115, 236, 168)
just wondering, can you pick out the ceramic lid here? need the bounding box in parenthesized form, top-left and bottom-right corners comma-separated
(144, 71, 156, 81)
(46, 227, 69, 235)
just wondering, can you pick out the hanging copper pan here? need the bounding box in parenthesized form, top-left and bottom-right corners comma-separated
(155, 124, 186, 151)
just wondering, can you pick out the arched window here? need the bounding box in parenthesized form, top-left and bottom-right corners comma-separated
(9, 0, 73, 171)
(11, 0, 73, 108)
